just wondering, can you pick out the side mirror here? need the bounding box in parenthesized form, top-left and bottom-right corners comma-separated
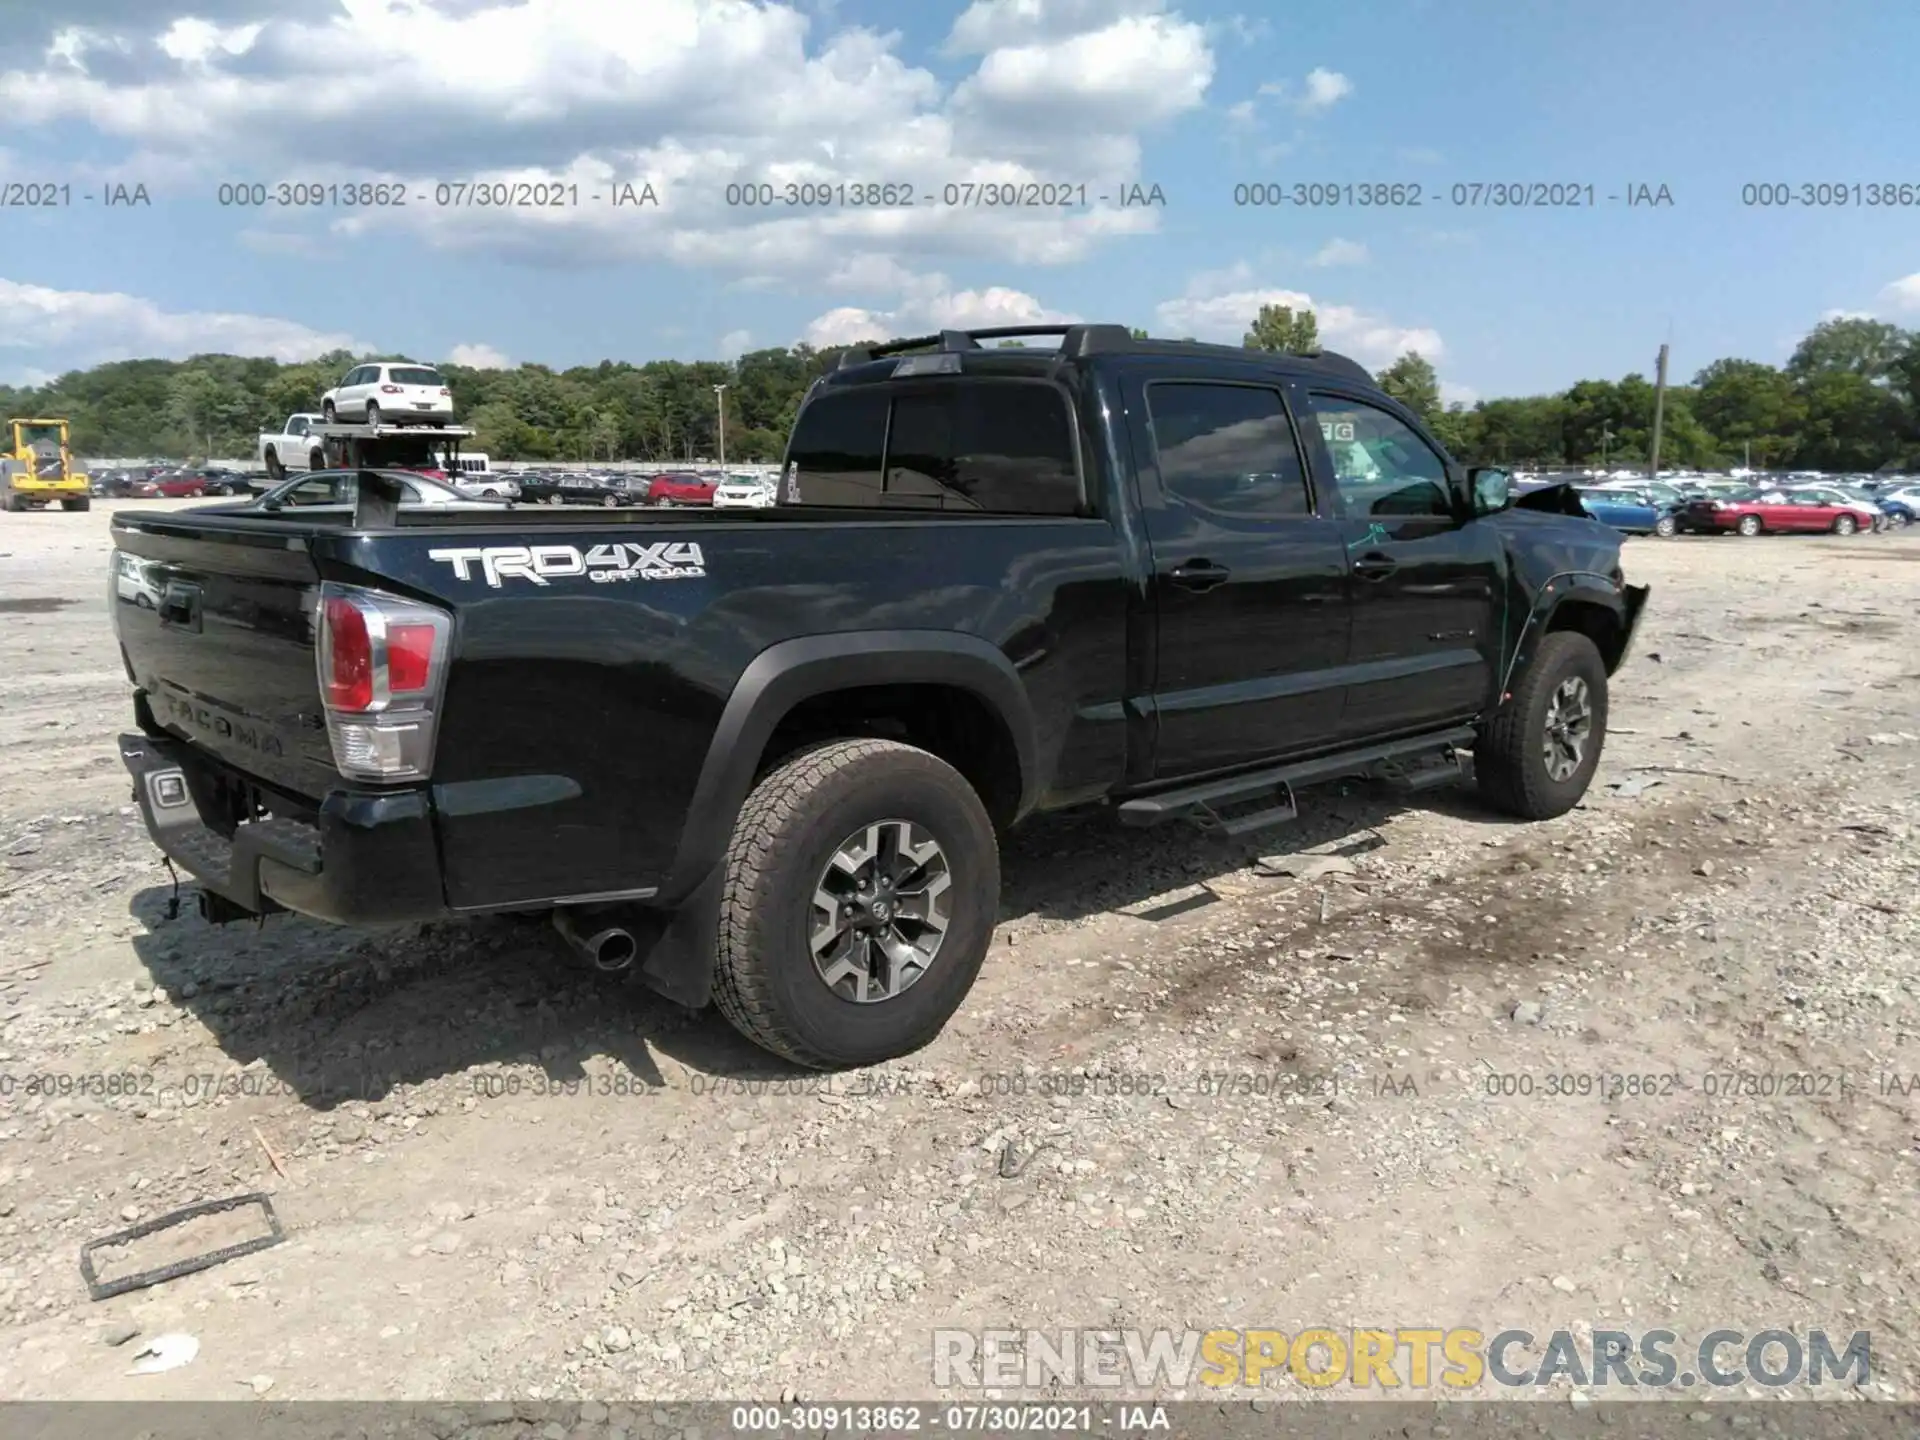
(1468, 466, 1512, 515)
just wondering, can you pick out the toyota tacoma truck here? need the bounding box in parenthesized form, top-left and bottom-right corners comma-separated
(110, 325, 1648, 1069)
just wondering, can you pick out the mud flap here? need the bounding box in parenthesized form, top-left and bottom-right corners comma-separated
(626, 863, 724, 1009)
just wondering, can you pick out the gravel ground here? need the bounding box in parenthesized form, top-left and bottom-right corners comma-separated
(1, 501, 1917, 1408)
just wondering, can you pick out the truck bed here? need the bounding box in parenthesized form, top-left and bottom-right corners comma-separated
(110, 504, 1133, 912)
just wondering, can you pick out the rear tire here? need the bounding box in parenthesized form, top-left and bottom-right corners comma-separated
(1832, 514, 1858, 535)
(322, 401, 337, 422)
(1474, 631, 1609, 821)
(712, 739, 1000, 1070)
(1736, 514, 1763, 536)
(365, 401, 383, 427)
(1653, 513, 1677, 538)
(264, 450, 286, 482)
(61, 497, 90, 511)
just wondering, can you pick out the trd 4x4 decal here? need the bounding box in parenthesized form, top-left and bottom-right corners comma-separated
(427, 541, 706, 587)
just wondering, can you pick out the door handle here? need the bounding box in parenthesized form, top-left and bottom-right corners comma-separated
(1352, 552, 1398, 581)
(1169, 560, 1230, 593)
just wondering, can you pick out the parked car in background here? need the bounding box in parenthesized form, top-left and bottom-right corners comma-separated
(1575, 486, 1679, 537)
(646, 471, 718, 507)
(153, 467, 242, 498)
(242, 469, 511, 515)
(94, 474, 160, 503)
(1678, 489, 1878, 536)
(320, 362, 455, 427)
(712, 473, 779, 509)
(1776, 486, 1887, 532)
(455, 473, 521, 501)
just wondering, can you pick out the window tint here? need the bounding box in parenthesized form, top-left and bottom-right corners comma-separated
(1144, 383, 1312, 517)
(785, 388, 887, 505)
(390, 367, 445, 386)
(282, 475, 347, 506)
(885, 384, 1080, 514)
(1305, 394, 1452, 518)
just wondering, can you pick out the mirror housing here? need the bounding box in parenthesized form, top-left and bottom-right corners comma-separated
(1467, 466, 1512, 515)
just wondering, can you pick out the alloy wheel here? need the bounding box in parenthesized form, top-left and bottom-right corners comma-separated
(809, 819, 953, 1004)
(1541, 676, 1592, 783)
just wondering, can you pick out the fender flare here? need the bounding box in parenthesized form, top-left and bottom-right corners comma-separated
(1498, 572, 1630, 697)
(660, 629, 1040, 903)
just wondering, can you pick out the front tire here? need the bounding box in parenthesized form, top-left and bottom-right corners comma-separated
(1736, 514, 1763, 536)
(1474, 631, 1609, 821)
(1653, 513, 1677, 538)
(712, 739, 1000, 1070)
(60, 496, 90, 511)
(1832, 514, 1858, 536)
(264, 450, 286, 482)
(365, 401, 383, 427)
(322, 401, 337, 422)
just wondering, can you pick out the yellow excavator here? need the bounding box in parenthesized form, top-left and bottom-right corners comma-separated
(2, 418, 90, 511)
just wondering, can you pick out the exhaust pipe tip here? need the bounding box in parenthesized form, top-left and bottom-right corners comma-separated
(553, 909, 638, 974)
(584, 927, 636, 972)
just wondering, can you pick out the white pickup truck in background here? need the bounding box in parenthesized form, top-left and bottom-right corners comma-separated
(257, 413, 324, 479)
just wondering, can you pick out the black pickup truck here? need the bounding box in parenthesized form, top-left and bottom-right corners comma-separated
(111, 324, 1648, 1069)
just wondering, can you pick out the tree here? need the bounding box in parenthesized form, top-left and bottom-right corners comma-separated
(1691, 359, 1803, 467)
(1129, 328, 1149, 340)
(1376, 352, 1440, 423)
(1243, 303, 1318, 354)
(1786, 317, 1907, 383)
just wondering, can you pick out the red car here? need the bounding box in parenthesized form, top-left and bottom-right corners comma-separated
(645, 472, 718, 507)
(1678, 489, 1878, 537)
(152, 468, 243, 498)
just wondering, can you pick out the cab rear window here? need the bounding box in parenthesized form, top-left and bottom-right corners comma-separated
(785, 380, 1083, 515)
(390, 368, 446, 386)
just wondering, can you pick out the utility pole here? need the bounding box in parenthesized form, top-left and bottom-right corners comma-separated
(1600, 422, 1611, 469)
(713, 384, 728, 467)
(1647, 343, 1669, 480)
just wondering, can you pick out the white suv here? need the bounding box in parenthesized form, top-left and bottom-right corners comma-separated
(712, 473, 778, 508)
(321, 362, 454, 427)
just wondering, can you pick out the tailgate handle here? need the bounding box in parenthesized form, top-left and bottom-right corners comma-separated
(159, 582, 202, 632)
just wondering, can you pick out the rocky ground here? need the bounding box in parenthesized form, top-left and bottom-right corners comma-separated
(0, 501, 1917, 1410)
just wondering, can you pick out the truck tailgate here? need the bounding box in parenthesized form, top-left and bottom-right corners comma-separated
(112, 515, 337, 799)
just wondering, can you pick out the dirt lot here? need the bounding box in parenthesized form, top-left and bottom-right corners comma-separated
(1, 500, 1917, 1406)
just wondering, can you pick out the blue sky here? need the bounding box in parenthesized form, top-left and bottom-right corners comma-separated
(1, 0, 1915, 401)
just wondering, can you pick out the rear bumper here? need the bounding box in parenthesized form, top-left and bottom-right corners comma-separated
(119, 730, 447, 925)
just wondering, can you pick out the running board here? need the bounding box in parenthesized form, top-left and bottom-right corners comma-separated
(1117, 727, 1478, 835)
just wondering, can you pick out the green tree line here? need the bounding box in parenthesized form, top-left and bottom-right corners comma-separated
(6, 312, 1917, 472)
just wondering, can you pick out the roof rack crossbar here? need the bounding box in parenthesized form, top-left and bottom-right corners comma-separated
(830, 325, 1379, 379)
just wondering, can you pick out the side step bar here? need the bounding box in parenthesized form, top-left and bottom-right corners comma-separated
(1117, 726, 1478, 837)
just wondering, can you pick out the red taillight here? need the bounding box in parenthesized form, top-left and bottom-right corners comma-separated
(380, 384, 403, 393)
(386, 621, 435, 693)
(322, 595, 374, 710)
(439, 387, 451, 396)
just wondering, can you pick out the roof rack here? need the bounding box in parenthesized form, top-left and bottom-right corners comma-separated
(835, 324, 1137, 368)
(832, 325, 1375, 382)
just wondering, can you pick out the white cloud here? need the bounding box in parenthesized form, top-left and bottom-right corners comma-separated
(446, 342, 510, 368)
(717, 329, 753, 359)
(1871, 276, 1920, 312)
(2, 0, 1208, 285)
(1153, 262, 1442, 369)
(156, 17, 261, 64)
(1309, 238, 1367, 267)
(0, 278, 362, 373)
(945, 0, 1171, 54)
(1225, 98, 1256, 127)
(1440, 381, 1478, 407)
(1297, 67, 1352, 113)
(802, 268, 1078, 348)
